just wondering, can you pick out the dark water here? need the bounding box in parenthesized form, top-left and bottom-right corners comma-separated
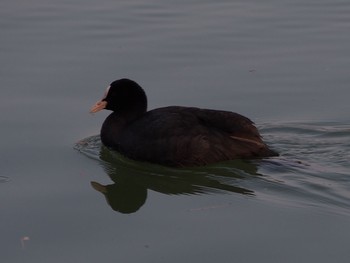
(1, 0, 350, 262)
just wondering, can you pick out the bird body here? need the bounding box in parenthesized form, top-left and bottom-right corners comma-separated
(91, 79, 277, 167)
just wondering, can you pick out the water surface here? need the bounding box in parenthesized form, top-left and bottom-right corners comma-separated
(1, 0, 350, 262)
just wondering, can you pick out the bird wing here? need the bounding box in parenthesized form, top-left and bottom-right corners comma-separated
(194, 108, 263, 142)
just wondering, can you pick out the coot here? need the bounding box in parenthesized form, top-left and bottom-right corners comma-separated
(90, 78, 278, 167)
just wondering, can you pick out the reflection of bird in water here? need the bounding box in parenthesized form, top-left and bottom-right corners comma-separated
(91, 146, 259, 214)
(91, 181, 147, 214)
(90, 78, 278, 167)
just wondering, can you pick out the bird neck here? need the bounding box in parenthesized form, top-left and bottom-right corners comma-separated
(117, 103, 146, 124)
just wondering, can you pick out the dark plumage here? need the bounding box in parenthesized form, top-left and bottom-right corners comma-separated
(90, 78, 278, 167)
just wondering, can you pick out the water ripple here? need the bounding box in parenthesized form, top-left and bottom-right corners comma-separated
(0, 176, 10, 183)
(259, 122, 350, 214)
(76, 122, 350, 215)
